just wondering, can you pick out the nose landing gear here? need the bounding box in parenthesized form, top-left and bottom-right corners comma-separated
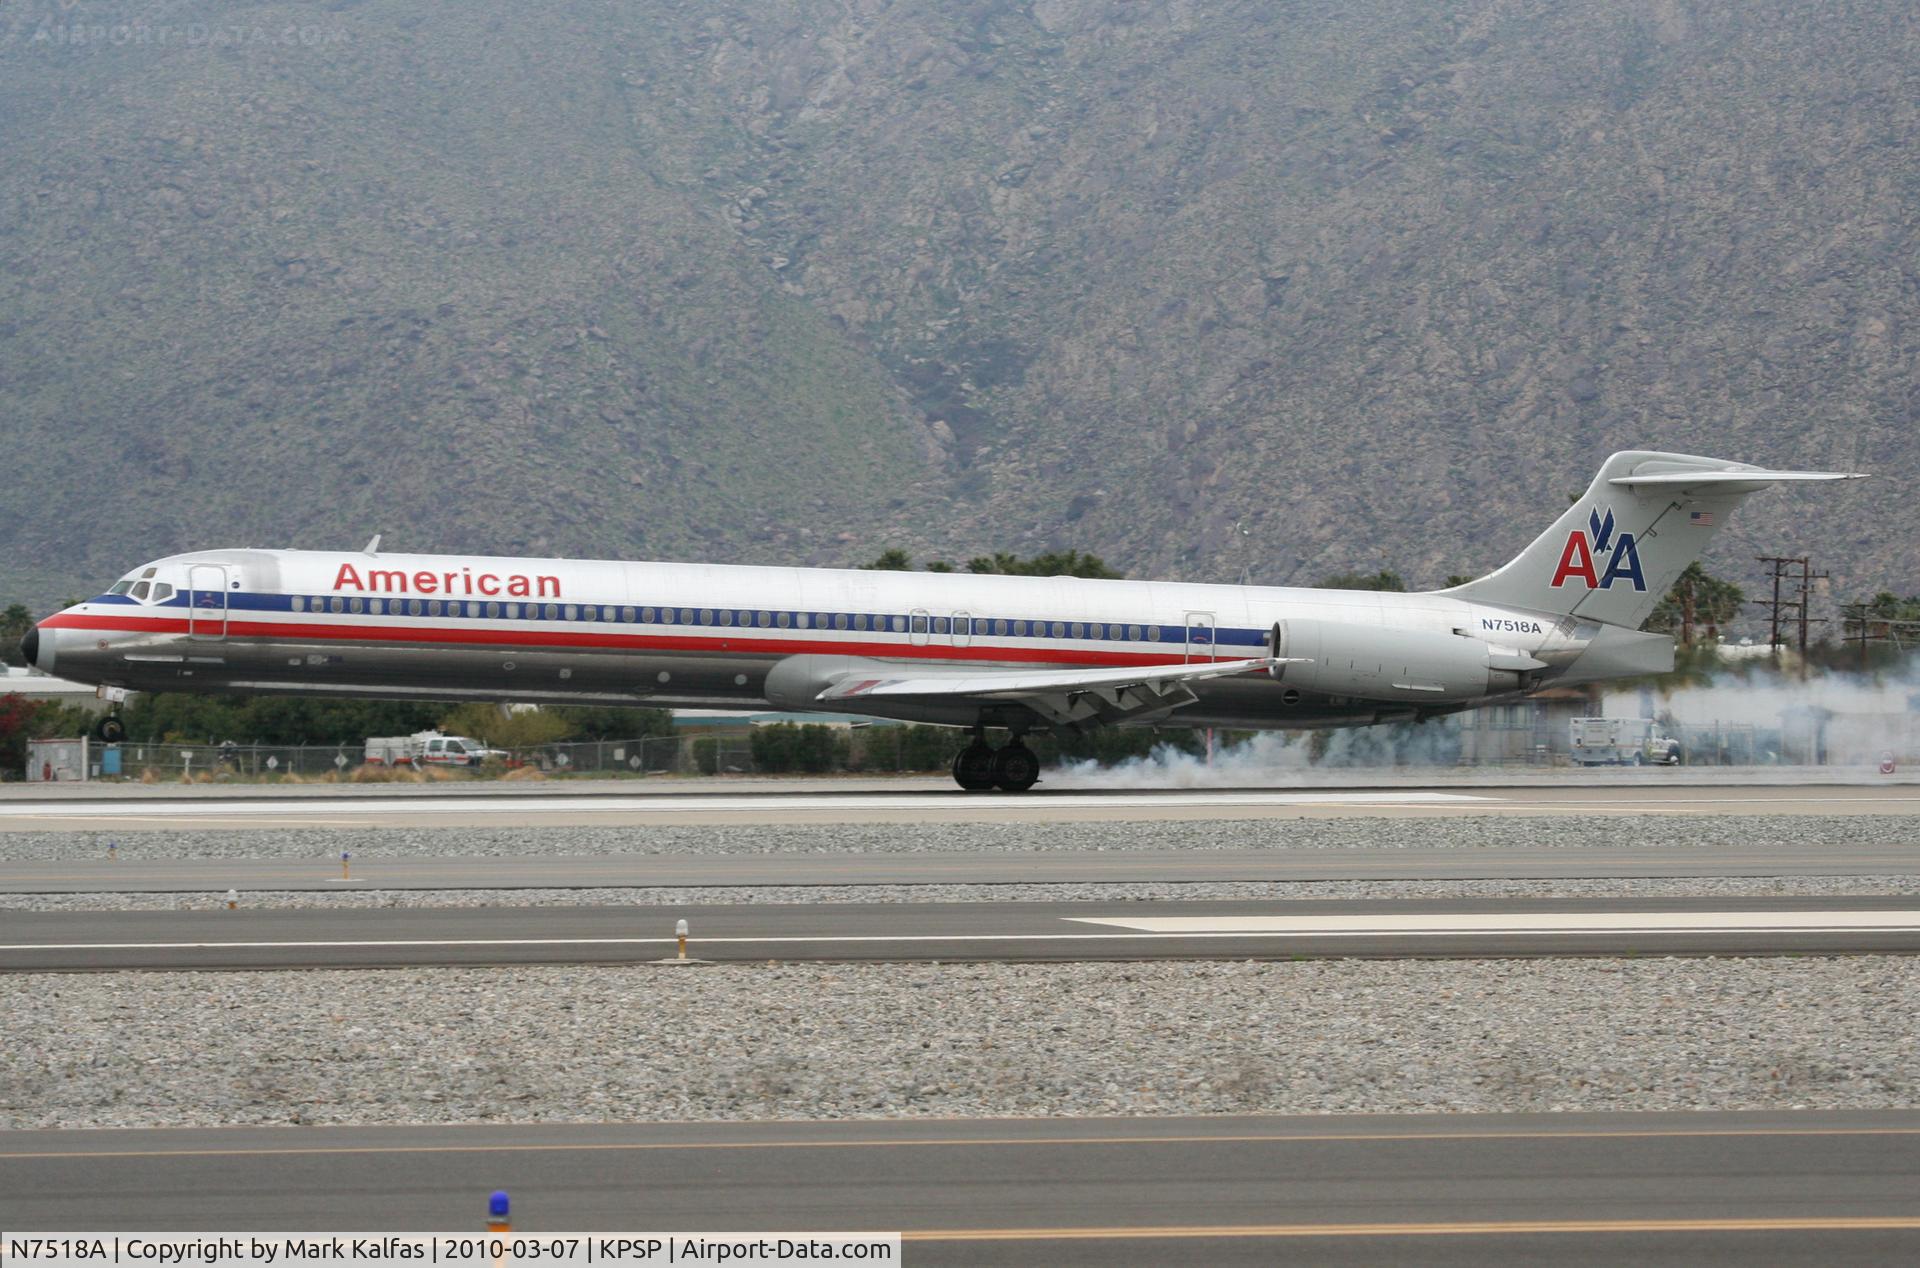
(93, 714, 126, 745)
(950, 729, 1041, 793)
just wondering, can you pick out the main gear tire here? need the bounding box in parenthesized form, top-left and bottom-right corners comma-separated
(990, 743, 1040, 793)
(951, 743, 998, 792)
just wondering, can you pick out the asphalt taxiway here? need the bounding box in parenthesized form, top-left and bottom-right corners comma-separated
(7, 839, 1920, 892)
(5, 1112, 1917, 1265)
(11, 896, 1920, 969)
(6, 779, 1920, 829)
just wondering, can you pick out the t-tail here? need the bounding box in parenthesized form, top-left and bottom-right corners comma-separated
(1435, 450, 1865, 628)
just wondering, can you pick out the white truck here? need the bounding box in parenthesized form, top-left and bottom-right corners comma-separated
(363, 731, 505, 768)
(1570, 717, 1682, 766)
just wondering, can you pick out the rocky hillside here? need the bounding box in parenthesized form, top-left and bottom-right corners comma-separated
(1, 0, 1911, 608)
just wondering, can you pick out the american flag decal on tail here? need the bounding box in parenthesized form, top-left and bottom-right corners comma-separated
(1689, 510, 1715, 527)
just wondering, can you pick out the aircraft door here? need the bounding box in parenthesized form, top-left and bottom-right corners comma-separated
(951, 611, 973, 648)
(1185, 611, 1217, 663)
(188, 565, 229, 640)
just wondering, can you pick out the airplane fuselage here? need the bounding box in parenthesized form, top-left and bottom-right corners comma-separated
(31, 547, 1615, 731)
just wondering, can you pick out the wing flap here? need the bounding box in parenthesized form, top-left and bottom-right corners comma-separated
(819, 656, 1292, 702)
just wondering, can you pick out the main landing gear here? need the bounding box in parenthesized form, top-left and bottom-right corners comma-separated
(951, 731, 1040, 793)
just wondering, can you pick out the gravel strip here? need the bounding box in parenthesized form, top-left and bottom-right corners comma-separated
(5, 874, 1918, 912)
(4, 814, 1917, 862)
(4, 958, 1916, 1129)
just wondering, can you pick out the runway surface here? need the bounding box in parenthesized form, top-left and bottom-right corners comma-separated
(7, 780, 1920, 829)
(5, 1111, 1918, 1265)
(7, 840, 1920, 892)
(11, 897, 1920, 969)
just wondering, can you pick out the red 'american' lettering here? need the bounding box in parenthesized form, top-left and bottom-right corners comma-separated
(331, 563, 560, 598)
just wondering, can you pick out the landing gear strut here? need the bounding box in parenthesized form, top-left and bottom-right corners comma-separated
(950, 730, 1040, 793)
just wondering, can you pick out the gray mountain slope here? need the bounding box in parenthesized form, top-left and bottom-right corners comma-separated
(1, 1, 1910, 607)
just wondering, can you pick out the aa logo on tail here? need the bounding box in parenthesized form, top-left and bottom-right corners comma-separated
(1550, 508, 1646, 591)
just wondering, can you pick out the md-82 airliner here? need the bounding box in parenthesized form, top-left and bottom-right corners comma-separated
(25, 450, 1861, 791)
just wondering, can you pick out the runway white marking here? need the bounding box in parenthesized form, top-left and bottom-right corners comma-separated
(0, 791, 1492, 820)
(1069, 911, 1920, 935)
(9, 909, 1920, 956)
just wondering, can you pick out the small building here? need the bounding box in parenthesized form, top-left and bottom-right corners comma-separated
(1, 667, 116, 714)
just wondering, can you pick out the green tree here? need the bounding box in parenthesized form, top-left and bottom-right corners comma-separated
(1314, 570, 1406, 591)
(1643, 563, 1744, 644)
(857, 548, 918, 571)
(966, 550, 1123, 579)
(439, 703, 573, 751)
(547, 705, 674, 741)
(119, 694, 445, 745)
(1, 604, 32, 667)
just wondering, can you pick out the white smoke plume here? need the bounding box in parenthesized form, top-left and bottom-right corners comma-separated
(1602, 662, 1920, 768)
(1047, 720, 1464, 789)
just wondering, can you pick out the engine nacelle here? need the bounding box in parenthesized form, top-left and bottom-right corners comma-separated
(1272, 619, 1543, 703)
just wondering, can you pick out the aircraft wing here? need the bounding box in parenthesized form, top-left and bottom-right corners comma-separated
(818, 656, 1298, 728)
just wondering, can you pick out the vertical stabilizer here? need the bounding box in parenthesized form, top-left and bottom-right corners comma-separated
(1435, 451, 1864, 629)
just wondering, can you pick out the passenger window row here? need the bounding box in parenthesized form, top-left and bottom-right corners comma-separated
(283, 595, 1175, 643)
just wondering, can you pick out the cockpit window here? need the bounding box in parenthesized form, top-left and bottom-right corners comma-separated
(141, 567, 157, 579)
(109, 581, 133, 595)
(130, 581, 151, 600)
(153, 584, 174, 602)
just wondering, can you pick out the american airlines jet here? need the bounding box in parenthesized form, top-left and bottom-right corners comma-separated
(25, 450, 1860, 791)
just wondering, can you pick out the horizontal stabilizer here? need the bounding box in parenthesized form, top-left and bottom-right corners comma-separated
(1609, 467, 1865, 491)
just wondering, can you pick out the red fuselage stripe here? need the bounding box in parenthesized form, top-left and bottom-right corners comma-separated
(38, 612, 1221, 669)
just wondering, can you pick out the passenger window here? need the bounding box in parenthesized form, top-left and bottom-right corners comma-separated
(777, 612, 792, 628)
(719, 609, 734, 627)
(581, 605, 596, 622)
(851, 614, 866, 631)
(487, 602, 501, 618)
(562, 604, 576, 620)
(1147, 625, 1161, 641)
(349, 598, 364, 614)
(754, 611, 769, 627)
(641, 607, 656, 623)
(427, 600, 442, 616)
(620, 606, 635, 622)
(545, 604, 559, 619)
(408, 599, 423, 616)
(835, 613, 849, 630)
(331, 597, 345, 614)
(365, 598, 381, 615)
(290, 596, 305, 613)
(911, 615, 928, 634)
(991, 619, 1006, 636)
(796, 613, 810, 629)
(506, 603, 520, 619)
(699, 609, 713, 625)
(933, 617, 949, 634)
(890, 615, 905, 633)
(1012, 620, 1027, 637)
(1052, 622, 1066, 638)
(1071, 623, 1084, 639)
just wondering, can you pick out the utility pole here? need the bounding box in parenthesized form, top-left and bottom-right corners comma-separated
(1754, 555, 1828, 673)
